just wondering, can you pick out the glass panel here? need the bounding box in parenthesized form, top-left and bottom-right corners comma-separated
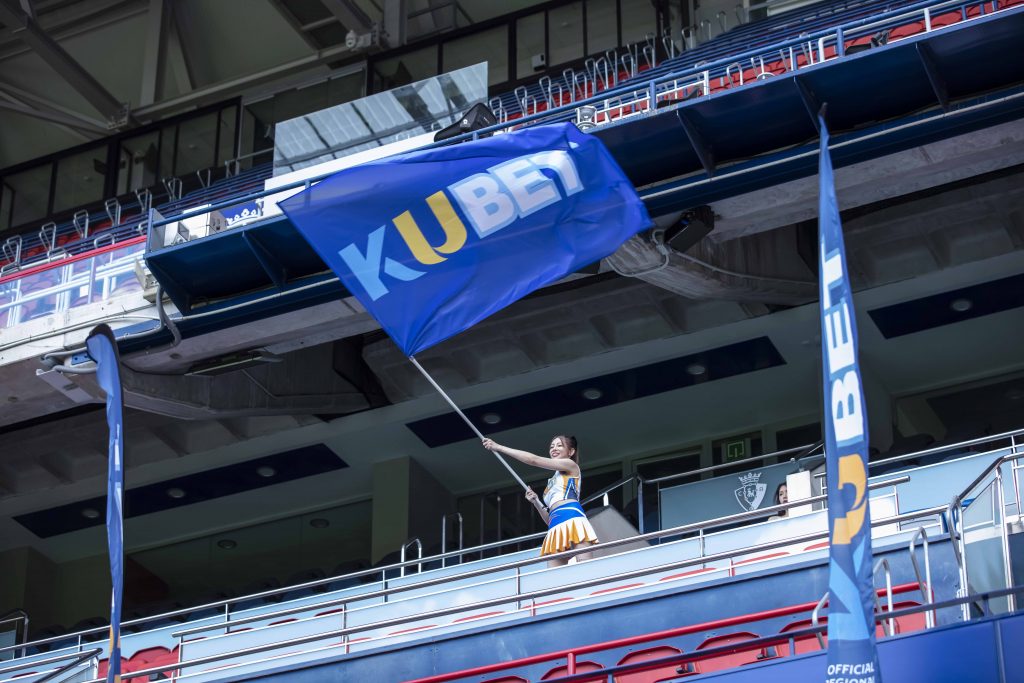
(274, 63, 487, 175)
(621, 0, 657, 45)
(961, 477, 1010, 614)
(372, 45, 438, 92)
(175, 111, 218, 176)
(549, 2, 584, 66)
(117, 131, 160, 195)
(443, 26, 506, 86)
(217, 106, 238, 168)
(516, 12, 546, 80)
(53, 146, 107, 213)
(5, 164, 52, 228)
(587, 0, 619, 55)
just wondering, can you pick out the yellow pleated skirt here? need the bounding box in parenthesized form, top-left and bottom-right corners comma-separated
(541, 514, 598, 556)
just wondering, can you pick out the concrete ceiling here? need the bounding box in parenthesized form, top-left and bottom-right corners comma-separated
(0, 0, 555, 170)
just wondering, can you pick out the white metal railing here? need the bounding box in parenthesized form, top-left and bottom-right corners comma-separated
(8, 428, 1022, 667)
(3, 429, 1022, 683)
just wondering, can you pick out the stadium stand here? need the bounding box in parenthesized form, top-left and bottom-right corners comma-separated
(1, 0, 1023, 681)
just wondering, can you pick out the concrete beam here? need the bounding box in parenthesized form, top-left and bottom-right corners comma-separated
(320, 0, 373, 32)
(267, 0, 321, 51)
(0, 0, 132, 125)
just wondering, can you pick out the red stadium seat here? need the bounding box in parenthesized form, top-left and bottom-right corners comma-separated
(691, 631, 767, 673)
(542, 660, 604, 682)
(776, 619, 824, 657)
(614, 645, 684, 682)
(482, 677, 528, 683)
(886, 601, 927, 634)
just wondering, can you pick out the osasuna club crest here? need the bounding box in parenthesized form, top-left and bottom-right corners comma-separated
(734, 472, 767, 512)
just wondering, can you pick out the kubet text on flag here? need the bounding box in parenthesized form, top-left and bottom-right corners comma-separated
(281, 122, 651, 488)
(817, 111, 882, 683)
(280, 122, 652, 358)
(85, 324, 126, 683)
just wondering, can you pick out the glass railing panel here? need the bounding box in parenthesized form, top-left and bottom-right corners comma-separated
(0, 239, 146, 333)
(961, 476, 1011, 614)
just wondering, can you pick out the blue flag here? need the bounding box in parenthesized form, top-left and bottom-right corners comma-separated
(280, 123, 651, 356)
(818, 116, 881, 683)
(85, 325, 125, 683)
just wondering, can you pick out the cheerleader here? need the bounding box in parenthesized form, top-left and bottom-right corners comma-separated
(482, 435, 597, 567)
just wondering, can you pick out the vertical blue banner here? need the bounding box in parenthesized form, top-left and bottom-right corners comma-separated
(817, 115, 881, 683)
(85, 325, 124, 683)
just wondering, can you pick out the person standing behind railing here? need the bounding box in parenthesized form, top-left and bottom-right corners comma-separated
(482, 435, 598, 567)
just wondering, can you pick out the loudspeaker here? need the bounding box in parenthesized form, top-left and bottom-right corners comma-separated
(434, 102, 498, 142)
(664, 205, 715, 253)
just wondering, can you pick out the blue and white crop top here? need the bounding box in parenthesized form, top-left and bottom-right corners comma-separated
(543, 470, 581, 508)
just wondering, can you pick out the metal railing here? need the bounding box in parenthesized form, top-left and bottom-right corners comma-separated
(0, 647, 99, 683)
(505, 585, 1024, 683)
(0, 609, 28, 660)
(5, 427, 1020, 671)
(75, 506, 943, 683)
(440, 513, 463, 567)
(161, 476, 911, 643)
(944, 442, 1024, 620)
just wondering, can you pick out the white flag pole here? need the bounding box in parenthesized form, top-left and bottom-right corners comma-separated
(408, 355, 529, 491)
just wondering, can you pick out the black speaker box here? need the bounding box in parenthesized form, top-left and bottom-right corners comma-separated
(434, 102, 498, 142)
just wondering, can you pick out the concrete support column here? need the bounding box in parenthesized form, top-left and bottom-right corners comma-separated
(371, 457, 454, 565)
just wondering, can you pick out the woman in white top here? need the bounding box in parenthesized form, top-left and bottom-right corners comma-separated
(482, 434, 598, 567)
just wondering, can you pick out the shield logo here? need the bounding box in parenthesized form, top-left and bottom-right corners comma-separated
(734, 472, 767, 512)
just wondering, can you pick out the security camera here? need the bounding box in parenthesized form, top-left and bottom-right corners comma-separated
(345, 30, 358, 49)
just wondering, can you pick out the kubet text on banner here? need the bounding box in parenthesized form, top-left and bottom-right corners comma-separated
(817, 111, 882, 683)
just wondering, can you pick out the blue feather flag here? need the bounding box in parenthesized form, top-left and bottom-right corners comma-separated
(85, 325, 125, 683)
(818, 115, 882, 683)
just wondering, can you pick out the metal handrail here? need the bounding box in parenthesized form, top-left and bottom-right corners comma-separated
(643, 441, 821, 486)
(20, 425, 1016, 657)
(908, 526, 935, 628)
(440, 512, 463, 568)
(873, 557, 895, 636)
(399, 538, 423, 577)
(0, 608, 29, 659)
(1, 474, 911, 652)
(0, 647, 100, 683)
(811, 590, 828, 648)
(871, 428, 1024, 474)
(168, 477, 913, 640)
(580, 474, 637, 506)
(144, 507, 945, 683)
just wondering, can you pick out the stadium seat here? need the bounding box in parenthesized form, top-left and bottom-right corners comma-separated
(690, 631, 766, 673)
(776, 619, 825, 657)
(886, 601, 927, 634)
(542, 660, 604, 682)
(614, 645, 684, 682)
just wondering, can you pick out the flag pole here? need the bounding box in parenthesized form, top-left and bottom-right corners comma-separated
(408, 355, 530, 491)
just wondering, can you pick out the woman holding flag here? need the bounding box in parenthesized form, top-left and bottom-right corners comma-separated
(481, 435, 598, 567)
